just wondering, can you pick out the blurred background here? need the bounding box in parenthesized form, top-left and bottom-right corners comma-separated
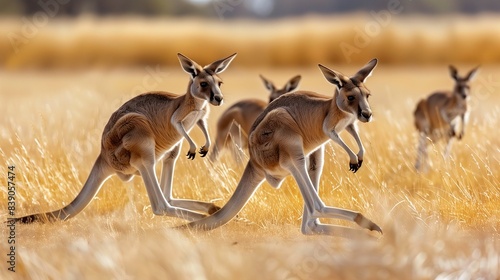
(1, 0, 500, 69)
(1, 4, 499, 279)
(3, 0, 500, 17)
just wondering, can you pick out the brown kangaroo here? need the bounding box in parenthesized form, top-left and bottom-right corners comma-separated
(414, 65, 479, 172)
(179, 59, 382, 237)
(16, 53, 237, 223)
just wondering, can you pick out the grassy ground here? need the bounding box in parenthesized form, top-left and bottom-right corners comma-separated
(0, 63, 499, 279)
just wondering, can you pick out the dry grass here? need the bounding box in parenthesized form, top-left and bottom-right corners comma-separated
(0, 62, 499, 279)
(1, 15, 500, 69)
(1, 14, 500, 280)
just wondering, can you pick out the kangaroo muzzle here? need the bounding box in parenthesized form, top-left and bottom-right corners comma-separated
(210, 90, 223, 106)
(359, 109, 372, 122)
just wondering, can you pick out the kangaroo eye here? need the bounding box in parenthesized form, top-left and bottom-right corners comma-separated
(200, 82, 208, 88)
(347, 95, 355, 101)
(218, 82, 223, 87)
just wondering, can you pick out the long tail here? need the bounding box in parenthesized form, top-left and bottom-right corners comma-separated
(15, 156, 113, 223)
(178, 161, 265, 230)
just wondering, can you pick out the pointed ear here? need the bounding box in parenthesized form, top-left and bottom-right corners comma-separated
(259, 74, 275, 92)
(284, 75, 301, 93)
(466, 66, 479, 81)
(318, 64, 349, 89)
(204, 53, 237, 74)
(352, 58, 378, 83)
(449, 65, 459, 81)
(178, 53, 202, 78)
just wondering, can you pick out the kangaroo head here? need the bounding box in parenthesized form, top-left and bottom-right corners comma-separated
(449, 65, 479, 99)
(178, 53, 237, 106)
(260, 74, 302, 103)
(318, 58, 378, 123)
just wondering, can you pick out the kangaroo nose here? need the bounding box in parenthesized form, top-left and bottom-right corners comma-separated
(361, 111, 372, 119)
(214, 96, 223, 103)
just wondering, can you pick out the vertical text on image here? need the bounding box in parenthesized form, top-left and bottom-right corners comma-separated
(6, 165, 16, 273)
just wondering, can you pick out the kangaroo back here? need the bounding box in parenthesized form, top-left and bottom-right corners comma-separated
(414, 99, 428, 132)
(211, 75, 301, 163)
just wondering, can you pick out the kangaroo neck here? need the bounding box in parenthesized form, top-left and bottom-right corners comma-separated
(185, 80, 207, 110)
(332, 89, 342, 112)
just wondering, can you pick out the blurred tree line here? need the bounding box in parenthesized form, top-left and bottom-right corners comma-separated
(1, 0, 500, 17)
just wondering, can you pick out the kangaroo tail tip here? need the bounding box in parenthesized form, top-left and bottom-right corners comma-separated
(10, 213, 58, 224)
(8, 214, 40, 224)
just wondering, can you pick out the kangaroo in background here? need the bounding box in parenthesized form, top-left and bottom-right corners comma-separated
(414, 65, 479, 172)
(210, 74, 301, 163)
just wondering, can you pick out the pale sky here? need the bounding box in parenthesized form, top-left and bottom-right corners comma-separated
(186, 0, 275, 16)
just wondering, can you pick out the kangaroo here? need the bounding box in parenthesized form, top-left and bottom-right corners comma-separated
(414, 65, 479, 172)
(179, 59, 382, 237)
(16, 53, 237, 223)
(210, 74, 301, 163)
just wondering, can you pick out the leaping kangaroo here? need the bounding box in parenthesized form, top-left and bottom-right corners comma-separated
(180, 59, 382, 237)
(16, 53, 237, 223)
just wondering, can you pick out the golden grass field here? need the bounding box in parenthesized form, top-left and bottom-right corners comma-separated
(1, 17, 500, 279)
(1, 15, 500, 69)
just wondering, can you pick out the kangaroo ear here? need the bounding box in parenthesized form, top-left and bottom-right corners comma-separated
(284, 75, 301, 93)
(449, 65, 459, 81)
(259, 74, 275, 92)
(466, 66, 479, 81)
(318, 64, 349, 89)
(352, 58, 378, 83)
(204, 53, 237, 74)
(178, 53, 202, 78)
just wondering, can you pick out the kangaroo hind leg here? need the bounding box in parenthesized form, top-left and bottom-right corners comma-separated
(160, 144, 221, 215)
(301, 146, 324, 235)
(284, 144, 381, 237)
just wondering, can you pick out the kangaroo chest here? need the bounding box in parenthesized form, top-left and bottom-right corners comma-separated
(154, 104, 207, 155)
(182, 109, 206, 131)
(333, 114, 357, 133)
(444, 98, 468, 120)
